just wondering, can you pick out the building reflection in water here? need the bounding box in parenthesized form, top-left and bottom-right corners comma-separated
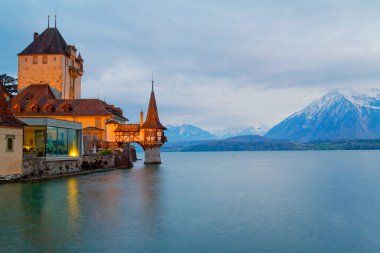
(20, 182, 47, 250)
(129, 164, 162, 237)
(67, 177, 80, 225)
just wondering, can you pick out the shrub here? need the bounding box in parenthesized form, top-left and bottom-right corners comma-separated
(99, 149, 112, 156)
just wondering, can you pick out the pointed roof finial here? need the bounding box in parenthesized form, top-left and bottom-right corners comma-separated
(151, 72, 154, 92)
(55, 12, 57, 28)
(48, 15, 50, 28)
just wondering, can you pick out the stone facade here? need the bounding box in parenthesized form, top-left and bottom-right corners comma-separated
(0, 127, 23, 176)
(144, 146, 162, 164)
(18, 53, 82, 99)
(23, 158, 82, 177)
(12, 153, 131, 182)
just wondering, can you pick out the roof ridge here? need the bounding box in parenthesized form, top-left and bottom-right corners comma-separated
(54, 28, 64, 53)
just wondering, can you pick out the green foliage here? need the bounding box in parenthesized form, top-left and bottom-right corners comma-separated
(0, 74, 18, 97)
(99, 149, 112, 156)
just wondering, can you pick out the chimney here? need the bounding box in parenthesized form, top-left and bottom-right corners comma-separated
(140, 110, 144, 126)
(33, 32, 39, 40)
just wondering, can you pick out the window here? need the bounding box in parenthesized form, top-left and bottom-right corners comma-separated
(30, 104, 39, 113)
(54, 56, 56, 61)
(95, 117, 101, 128)
(68, 129, 78, 156)
(33, 56, 38, 64)
(5, 135, 15, 152)
(13, 104, 22, 113)
(46, 127, 78, 157)
(43, 56, 47, 64)
(62, 104, 72, 112)
(25, 57, 27, 62)
(45, 104, 54, 112)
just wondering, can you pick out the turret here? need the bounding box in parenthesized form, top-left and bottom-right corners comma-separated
(140, 79, 167, 164)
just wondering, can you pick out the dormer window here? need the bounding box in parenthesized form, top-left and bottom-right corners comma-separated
(45, 104, 55, 112)
(13, 104, 23, 113)
(33, 56, 38, 64)
(62, 103, 72, 112)
(30, 104, 39, 113)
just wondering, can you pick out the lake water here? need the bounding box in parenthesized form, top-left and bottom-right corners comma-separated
(1, 151, 380, 252)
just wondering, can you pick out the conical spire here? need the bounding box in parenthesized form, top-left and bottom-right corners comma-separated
(141, 83, 166, 130)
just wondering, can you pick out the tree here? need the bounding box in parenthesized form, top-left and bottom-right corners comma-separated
(0, 74, 18, 97)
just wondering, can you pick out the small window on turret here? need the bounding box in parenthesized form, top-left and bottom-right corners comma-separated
(33, 56, 38, 64)
(43, 56, 47, 64)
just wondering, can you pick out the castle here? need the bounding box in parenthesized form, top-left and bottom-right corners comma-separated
(10, 22, 166, 164)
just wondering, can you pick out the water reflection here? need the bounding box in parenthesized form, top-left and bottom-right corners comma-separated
(134, 164, 161, 210)
(20, 182, 47, 250)
(21, 182, 46, 217)
(67, 178, 80, 224)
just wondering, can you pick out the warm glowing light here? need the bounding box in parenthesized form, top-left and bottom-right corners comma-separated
(69, 150, 78, 157)
(68, 141, 78, 157)
(67, 178, 80, 224)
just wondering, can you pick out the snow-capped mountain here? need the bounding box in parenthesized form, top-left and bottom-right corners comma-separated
(166, 124, 217, 142)
(265, 89, 380, 141)
(213, 125, 268, 139)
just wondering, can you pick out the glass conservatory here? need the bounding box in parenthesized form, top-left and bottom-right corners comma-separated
(20, 118, 82, 158)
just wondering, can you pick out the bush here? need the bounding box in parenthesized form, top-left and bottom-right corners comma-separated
(99, 149, 112, 156)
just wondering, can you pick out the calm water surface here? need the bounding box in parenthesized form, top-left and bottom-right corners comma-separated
(1, 151, 380, 252)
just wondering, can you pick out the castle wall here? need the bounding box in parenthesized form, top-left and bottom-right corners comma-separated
(18, 54, 82, 99)
(105, 123, 119, 142)
(18, 54, 64, 97)
(0, 127, 23, 176)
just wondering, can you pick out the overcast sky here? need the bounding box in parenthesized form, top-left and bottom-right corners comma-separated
(2, 0, 380, 131)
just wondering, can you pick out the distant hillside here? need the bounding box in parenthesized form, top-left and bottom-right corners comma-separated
(182, 135, 300, 152)
(161, 140, 212, 152)
(175, 135, 380, 152)
(266, 89, 380, 141)
(306, 139, 380, 150)
(166, 124, 217, 142)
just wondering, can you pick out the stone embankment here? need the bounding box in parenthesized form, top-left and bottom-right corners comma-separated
(0, 145, 137, 184)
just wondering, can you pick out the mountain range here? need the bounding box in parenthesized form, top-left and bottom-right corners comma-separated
(164, 88, 380, 151)
(213, 125, 268, 139)
(266, 89, 380, 141)
(165, 124, 268, 142)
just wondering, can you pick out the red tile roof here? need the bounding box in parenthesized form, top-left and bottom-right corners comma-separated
(11, 84, 128, 121)
(0, 84, 25, 127)
(141, 91, 166, 130)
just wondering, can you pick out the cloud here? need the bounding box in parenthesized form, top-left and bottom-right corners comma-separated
(3, 0, 380, 129)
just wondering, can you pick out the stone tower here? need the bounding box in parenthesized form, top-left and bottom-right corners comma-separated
(113, 80, 167, 164)
(17, 25, 84, 99)
(140, 82, 167, 164)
